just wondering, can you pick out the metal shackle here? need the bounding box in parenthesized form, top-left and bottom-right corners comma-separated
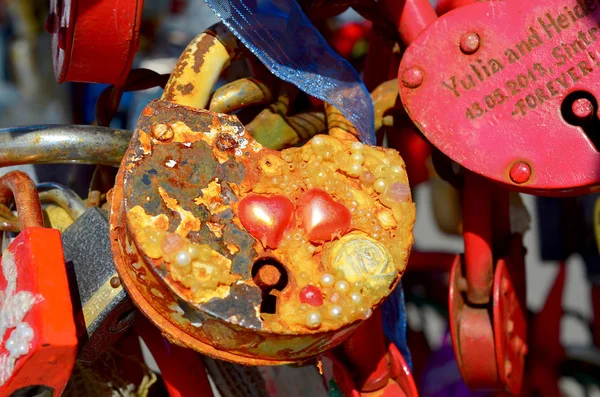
(0, 171, 44, 230)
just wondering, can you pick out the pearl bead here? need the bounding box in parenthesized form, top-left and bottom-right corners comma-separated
(350, 164, 362, 175)
(351, 142, 364, 152)
(335, 280, 350, 293)
(374, 178, 387, 193)
(350, 292, 362, 304)
(17, 323, 33, 342)
(17, 343, 29, 356)
(306, 311, 322, 328)
(175, 250, 192, 267)
(330, 305, 343, 318)
(321, 273, 335, 287)
(187, 245, 201, 259)
(391, 165, 403, 174)
(352, 153, 364, 164)
(5, 338, 16, 352)
(360, 171, 376, 185)
(311, 136, 325, 148)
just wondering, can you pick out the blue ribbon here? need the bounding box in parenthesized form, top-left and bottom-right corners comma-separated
(382, 281, 413, 370)
(203, 0, 376, 145)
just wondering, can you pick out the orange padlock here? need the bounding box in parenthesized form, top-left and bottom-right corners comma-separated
(0, 171, 77, 396)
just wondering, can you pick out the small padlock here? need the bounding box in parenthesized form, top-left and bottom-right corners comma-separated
(0, 172, 77, 396)
(35, 183, 135, 363)
(61, 205, 135, 363)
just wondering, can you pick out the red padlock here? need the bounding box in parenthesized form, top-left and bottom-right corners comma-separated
(0, 172, 77, 396)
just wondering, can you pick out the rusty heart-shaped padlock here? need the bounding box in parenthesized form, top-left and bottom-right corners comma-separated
(109, 100, 416, 364)
(109, 24, 415, 365)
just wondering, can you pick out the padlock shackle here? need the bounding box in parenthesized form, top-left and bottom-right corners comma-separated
(37, 183, 87, 220)
(162, 23, 238, 109)
(0, 125, 131, 167)
(0, 171, 44, 229)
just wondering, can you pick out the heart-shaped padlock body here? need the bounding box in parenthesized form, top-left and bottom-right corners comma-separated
(110, 100, 415, 363)
(399, 0, 600, 195)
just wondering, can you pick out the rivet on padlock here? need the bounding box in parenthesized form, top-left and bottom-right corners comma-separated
(108, 25, 416, 364)
(0, 172, 77, 396)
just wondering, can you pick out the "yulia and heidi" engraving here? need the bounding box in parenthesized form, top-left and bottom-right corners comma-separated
(442, 0, 600, 99)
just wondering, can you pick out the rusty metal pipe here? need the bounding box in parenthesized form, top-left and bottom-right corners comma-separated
(0, 125, 131, 167)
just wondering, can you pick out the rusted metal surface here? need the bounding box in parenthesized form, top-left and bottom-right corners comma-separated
(209, 78, 275, 114)
(0, 172, 43, 230)
(0, 125, 131, 167)
(162, 23, 238, 109)
(48, 0, 143, 85)
(245, 83, 326, 149)
(109, 99, 415, 363)
(399, 0, 600, 194)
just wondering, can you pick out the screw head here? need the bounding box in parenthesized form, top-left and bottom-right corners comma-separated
(152, 123, 174, 142)
(509, 161, 531, 184)
(460, 32, 480, 55)
(402, 67, 424, 89)
(572, 98, 594, 120)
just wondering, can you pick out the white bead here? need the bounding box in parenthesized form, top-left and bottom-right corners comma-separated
(350, 292, 362, 304)
(187, 245, 201, 259)
(5, 338, 16, 353)
(175, 250, 192, 267)
(305, 311, 322, 328)
(352, 153, 364, 164)
(374, 179, 387, 193)
(320, 274, 335, 287)
(351, 142, 364, 152)
(350, 164, 362, 175)
(311, 136, 325, 147)
(17, 323, 33, 342)
(17, 342, 29, 356)
(329, 305, 343, 318)
(335, 281, 350, 293)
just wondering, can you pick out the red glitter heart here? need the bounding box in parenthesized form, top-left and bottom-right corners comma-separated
(238, 194, 295, 249)
(298, 189, 351, 242)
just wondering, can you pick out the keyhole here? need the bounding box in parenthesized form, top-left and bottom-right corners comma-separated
(252, 258, 288, 314)
(561, 91, 600, 150)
